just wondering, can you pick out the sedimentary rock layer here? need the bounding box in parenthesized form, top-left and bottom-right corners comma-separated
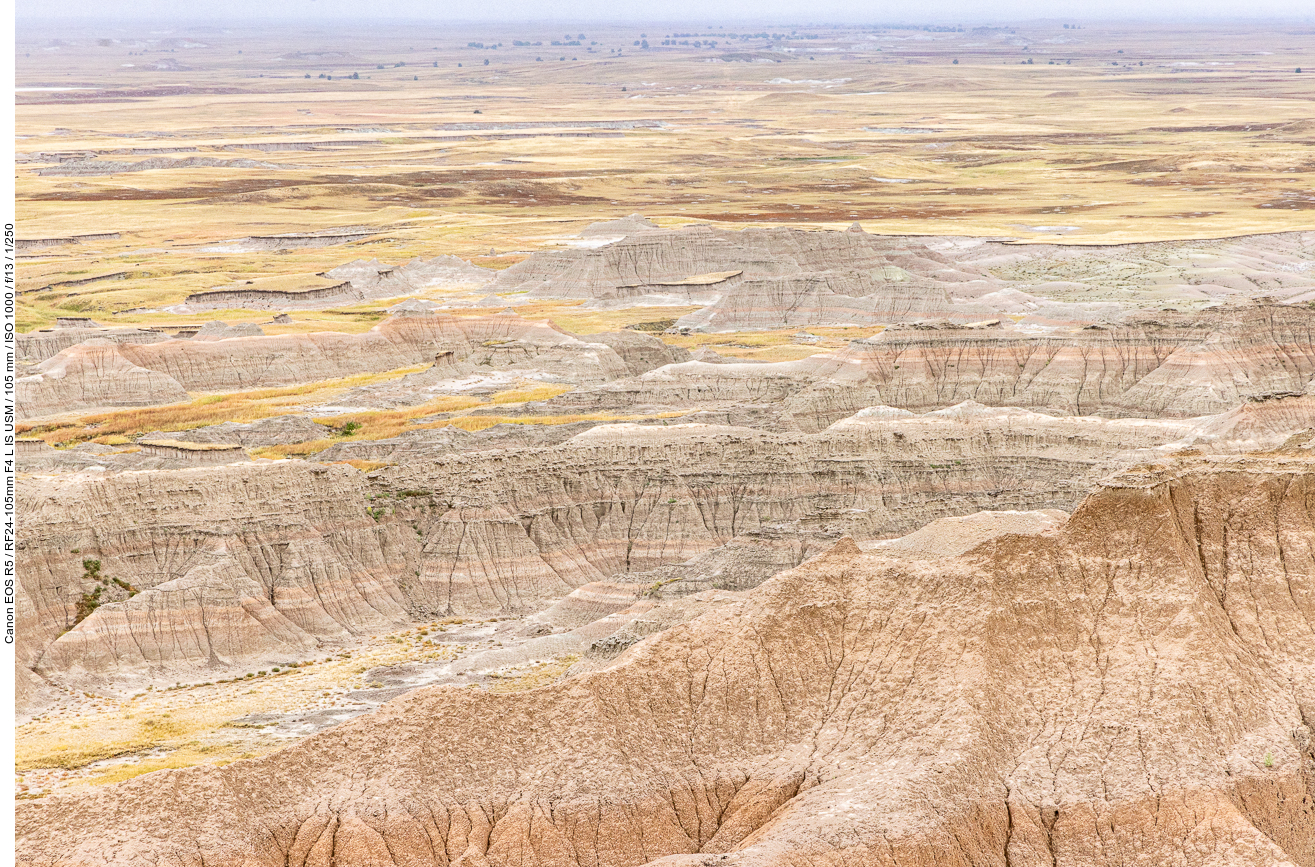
(17, 464, 410, 686)
(113, 314, 570, 392)
(23, 398, 1312, 685)
(20, 301, 1314, 424)
(15, 313, 683, 419)
(494, 225, 1013, 322)
(491, 225, 1315, 328)
(547, 304, 1315, 427)
(182, 257, 492, 311)
(18, 453, 1315, 866)
(16, 339, 191, 418)
(17, 326, 172, 369)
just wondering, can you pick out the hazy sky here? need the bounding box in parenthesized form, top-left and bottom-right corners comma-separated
(17, 0, 1315, 22)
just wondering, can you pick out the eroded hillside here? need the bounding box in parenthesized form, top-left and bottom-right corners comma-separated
(17, 453, 1315, 866)
(14, 17, 1315, 863)
(15, 227, 1315, 798)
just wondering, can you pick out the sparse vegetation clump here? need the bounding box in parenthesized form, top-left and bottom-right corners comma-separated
(486, 655, 580, 692)
(73, 586, 103, 626)
(70, 558, 125, 627)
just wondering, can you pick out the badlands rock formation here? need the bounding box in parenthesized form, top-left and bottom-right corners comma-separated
(20, 397, 1315, 688)
(183, 257, 492, 311)
(192, 320, 266, 340)
(14, 313, 685, 419)
(18, 453, 1315, 866)
(20, 301, 1315, 422)
(16, 324, 172, 371)
(141, 415, 333, 448)
(16, 339, 191, 418)
(325, 256, 492, 296)
(492, 224, 1315, 328)
(494, 225, 1025, 323)
(16, 222, 1315, 863)
(18, 463, 411, 688)
(545, 304, 1315, 428)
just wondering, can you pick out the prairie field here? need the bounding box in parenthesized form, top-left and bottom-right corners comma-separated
(17, 20, 1315, 330)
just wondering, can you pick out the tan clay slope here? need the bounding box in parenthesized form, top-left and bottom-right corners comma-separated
(15, 312, 681, 419)
(15, 339, 192, 418)
(112, 313, 590, 391)
(16, 464, 411, 691)
(491, 226, 1315, 328)
(19, 404, 1217, 687)
(553, 304, 1315, 427)
(16, 327, 171, 370)
(17, 454, 1315, 866)
(182, 256, 494, 312)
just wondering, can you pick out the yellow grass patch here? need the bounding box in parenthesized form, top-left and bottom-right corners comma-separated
(444, 411, 684, 433)
(334, 459, 396, 472)
(249, 440, 335, 459)
(238, 384, 576, 458)
(306, 386, 569, 436)
(250, 408, 683, 458)
(82, 743, 271, 786)
(18, 729, 162, 772)
(469, 255, 531, 270)
(16, 365, 431, 446)
(17, 627, 459, 787)
(139, 439, 243, 452)
(661, 326, 884, 361)
(486, 655, 581, 693)
(488, 384, 573, 404)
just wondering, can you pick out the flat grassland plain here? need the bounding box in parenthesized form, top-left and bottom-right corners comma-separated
(14, 20, 1315, 796)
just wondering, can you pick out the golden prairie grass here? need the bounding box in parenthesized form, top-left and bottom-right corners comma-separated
(249, 439, 335, 459)
(16, 365, 432, 446)
(334, 459, 395, 472)
(81, 743, 270, 786)
(17, 714, 188, 772)
(295, 384, 573, 442)
(251, 409, 685, 458)
(661, 326, 884, 361)
(17, 627, 459, 785)
(310, 393, 486, 433)
(18, 20, 1315, 346)
(19, 379, 573, 452)
(487, 384, 574, 405)
(469, 255, 531, 270)
(486, 655, 581, 693)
